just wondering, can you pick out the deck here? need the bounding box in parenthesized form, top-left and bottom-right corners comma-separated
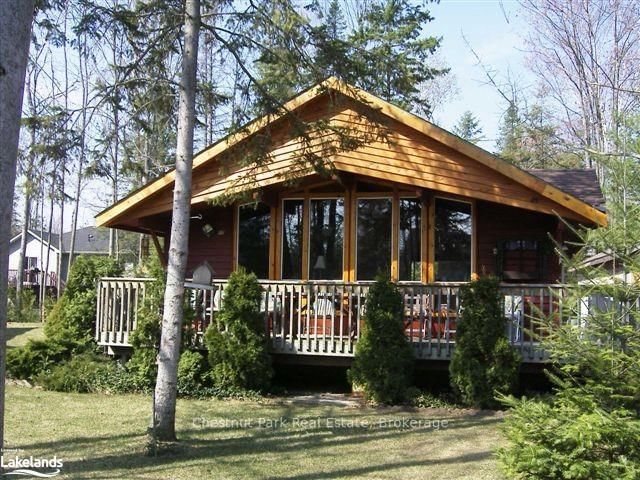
(95, 278, 566, 363)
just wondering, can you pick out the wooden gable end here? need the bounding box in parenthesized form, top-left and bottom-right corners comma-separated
(97, 78, 606, 230)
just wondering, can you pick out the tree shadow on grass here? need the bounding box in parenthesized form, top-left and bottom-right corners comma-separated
(21, 408, 501, 479)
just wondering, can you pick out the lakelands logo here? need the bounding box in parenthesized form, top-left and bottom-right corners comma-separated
(1, 454, 63, 478)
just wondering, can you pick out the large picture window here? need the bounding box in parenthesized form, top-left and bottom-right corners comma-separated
(309, 198, 344, 280)
(435, 198, 472, 282)
(281, 199, 304, 279)
(399, 198, 422, 281)
(238, 203, 270, 279)
(357, 198, 392, 280)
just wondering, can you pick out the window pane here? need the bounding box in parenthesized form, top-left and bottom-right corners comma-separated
(357, 198, 392, 280)
(435, 198, 472, 282)
(309, 198, 344, 280)
(399, 198, 422, 281)
(282, 199, 304, 279)
(238, 203, 270, 279)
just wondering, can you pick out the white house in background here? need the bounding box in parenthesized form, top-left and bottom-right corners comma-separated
(8, 226, 111, 291)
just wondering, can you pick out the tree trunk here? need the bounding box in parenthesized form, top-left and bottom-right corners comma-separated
(0, 0, 35, 455)
(16, 83, 38, 313)
(67, 29, 89, 281)
(153, 0, 200, 442)
(15, 194, 30, 313)
(56, 0, 69, 298)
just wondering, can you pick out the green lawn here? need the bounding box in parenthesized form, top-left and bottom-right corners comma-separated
(5, 386, 505, 479)
(6, 321, 44, 348)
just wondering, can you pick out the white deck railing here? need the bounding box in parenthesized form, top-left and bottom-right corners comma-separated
(96, 278, 566, 362)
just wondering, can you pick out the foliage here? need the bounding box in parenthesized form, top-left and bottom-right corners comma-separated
(45, 255, 122, 347)
(8, 256, 120, 383)
(251, 0, 448, 117)
(7, 287, 39, 323)
(499, 143, 640, 477)
(406, 387, 460, 409)
(453, 111, 484, 144)
(348, 277, 414, 404)
(496, 99, 579, 169)
(6, 337, 79, 381)
(177, 349, 209, 397)
(126, 257, 166, 388)
(37, 352, 115, 393)
(204, 268, 273, 392)
(449, 276, 520, 408)
(499, 392, 640, 479)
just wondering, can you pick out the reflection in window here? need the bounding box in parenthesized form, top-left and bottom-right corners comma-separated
(238, 203, 270, 279)
(309, 199, 344, 280)
(399, 198, 422, 281)
(282, 199, 304, 279)
(357, 198, 392, 280)
(435, 198, 472, 282)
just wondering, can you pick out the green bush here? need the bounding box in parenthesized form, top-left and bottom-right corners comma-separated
(177, 349, 209, 396)
(204, 268, 272, 392)
(348, 277, 414, 404)
(449, 276, 520, 408)
(125, 256, 198, 390)
(7, 288, 39, 323)
(499, 392, 640, 479)
(45, 255, 121, 347)
(6, 337, 79, 381)
(37, 352, 114, 393)
(8, 256, 120, 383)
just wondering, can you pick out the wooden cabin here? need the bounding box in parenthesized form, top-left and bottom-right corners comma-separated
(94, 78, 607, 364)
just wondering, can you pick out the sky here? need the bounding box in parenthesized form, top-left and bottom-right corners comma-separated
(428, 0, 533, 150)
(66, 0, 536, 231)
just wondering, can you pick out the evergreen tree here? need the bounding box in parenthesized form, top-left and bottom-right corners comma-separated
(251, 0, 447, 116)
(453, 110, 483, 144)
(496, 100, 527, 165)
(352, 0, 446, 116)
(449, 276, 520, 408)
(348, 277, 414, 404)
(204, 268, 273, 392)
(498, 117, 640, 479)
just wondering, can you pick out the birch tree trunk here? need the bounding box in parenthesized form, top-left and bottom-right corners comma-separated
(153, 0, 200, 441)
(0, 0, 35, 454)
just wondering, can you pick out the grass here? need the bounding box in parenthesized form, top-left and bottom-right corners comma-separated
(5, 385, 505, 479)
(6, 321, 44, 348)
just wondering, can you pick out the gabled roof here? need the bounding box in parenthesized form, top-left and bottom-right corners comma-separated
(10, 229, 61, 253)
(95, 77, 608, 228)
(61, 226, 110, 253)
(10, 227, 110, 254)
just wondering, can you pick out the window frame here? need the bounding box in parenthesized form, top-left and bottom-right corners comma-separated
(355, 195, 394, 281)
(235, 202, 272, 279)
(432, 195, 475, 283)
(307, 196, 346, 281)
(280, 197, 305, 280)
(397, 196, 423, 283)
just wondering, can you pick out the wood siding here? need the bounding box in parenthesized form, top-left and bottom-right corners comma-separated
(476, 201, 561, 282)
(184, 207, 234, 278)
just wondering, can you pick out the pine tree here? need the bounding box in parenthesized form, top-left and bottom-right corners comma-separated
(452, 111, 483, 144)
(352, 0, 446, 116)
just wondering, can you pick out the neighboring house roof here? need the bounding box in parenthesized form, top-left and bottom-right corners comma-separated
(95, 77, 608, 228)
(528, 169, 606, 212)
(61, 226, 110, 253)
(10, 227, 110, 254)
